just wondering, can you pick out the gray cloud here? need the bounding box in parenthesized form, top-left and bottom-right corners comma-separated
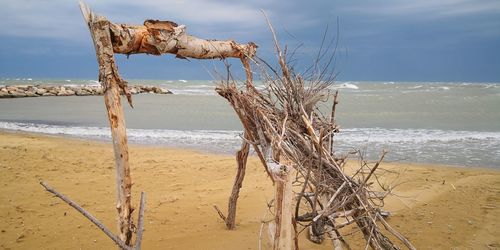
(0, 0, 323, 42)
(1, 0, 498, 81)
(0, 0, 87, 40)
(340, 0, 500, 17)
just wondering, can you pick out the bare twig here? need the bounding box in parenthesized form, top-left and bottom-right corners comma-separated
(216, 16, 412, 249)
(40, 181, 132, 250)
(134, 192, 146, 250)
(213, 205, 228, 222)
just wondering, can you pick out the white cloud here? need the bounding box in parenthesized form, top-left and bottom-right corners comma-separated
(0, 0, 266, 41)
(336, 0, 500, 42)
(0, 0, 319, 43)
(121, 0, 261, 24)
(0, 0, 88, 41)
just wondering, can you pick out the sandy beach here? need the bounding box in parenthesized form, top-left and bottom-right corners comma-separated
(0, 131, 499, 249)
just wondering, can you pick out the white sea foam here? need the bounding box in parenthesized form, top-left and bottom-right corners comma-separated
(2, 122, 498, 145)
(333, 82, 359, 90)
(185, 84, 212, 88)
(168, 88, 216, 95)
(1, 121, 499, 166)
(483, 84, 498, 89)
(0, 121, 241, 151)
(165, 84, 217, 95)
(178, 79, 188, 83)
(409, 85, 423, 89)
(1, 122, 498, 149)
(335, 128, 500, 143)
(335, 128, 500, 167)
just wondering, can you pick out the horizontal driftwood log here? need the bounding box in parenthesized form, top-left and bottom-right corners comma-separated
(78, 1, 257, 104)
(108, 20, 257, 59)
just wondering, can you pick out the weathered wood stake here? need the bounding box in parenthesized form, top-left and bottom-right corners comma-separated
(80, 0, 258, 240)
(79, 2, 134, 245)
(270, 164, 296, 250)
(225, 137, 250, 229)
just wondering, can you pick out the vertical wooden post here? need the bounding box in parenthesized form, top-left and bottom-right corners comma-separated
(271, 164, 296, 250)
(225, 137, 250, 229)
(79, 3, 134, 246)
(221, 57, 255, 230)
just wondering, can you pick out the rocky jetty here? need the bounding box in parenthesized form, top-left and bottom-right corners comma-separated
(0, 84, 172, 98)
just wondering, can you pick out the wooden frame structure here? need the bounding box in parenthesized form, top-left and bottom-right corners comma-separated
(41, 2, 257, 249)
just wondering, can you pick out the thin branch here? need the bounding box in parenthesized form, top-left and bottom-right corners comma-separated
(40, 181, 132, 250)
(213, 205, 228, 222)
(134, 192, 146, 250)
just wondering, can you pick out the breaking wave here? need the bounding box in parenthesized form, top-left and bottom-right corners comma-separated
(1, 121, 499, 167)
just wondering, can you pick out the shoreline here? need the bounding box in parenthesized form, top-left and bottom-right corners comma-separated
(0, 131, 499, 249)
(0, 129, 236, 158)
(1, 128, 498, 170)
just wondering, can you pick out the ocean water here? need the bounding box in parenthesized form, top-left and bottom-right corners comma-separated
(1, 78, 499, 168)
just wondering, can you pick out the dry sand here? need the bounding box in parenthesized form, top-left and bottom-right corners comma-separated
(0, 131, 499, 249)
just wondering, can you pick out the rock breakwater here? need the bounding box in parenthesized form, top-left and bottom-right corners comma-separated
(0, 84, 172, 98)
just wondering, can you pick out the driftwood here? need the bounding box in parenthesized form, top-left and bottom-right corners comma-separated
(79, 0, 258, 244)
(216, 15, 416, 250)
(269, 163, 296, 250)
(134, 192, 147, 250)
(80, 3, 136, 244)
(40, 181, 146, 250)
(39, 2, 258, 248)
(225, 137, 250, 229)
(108, 20, 257, 60)
(81, 0, 258, 245)
(79, 1, 256, 104)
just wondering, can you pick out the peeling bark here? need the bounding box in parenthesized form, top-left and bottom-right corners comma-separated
(79, 1, 258, 245)
(108, 20, 257, 60)
(80, 3, 134, 246)
(81, 4, 256, 105)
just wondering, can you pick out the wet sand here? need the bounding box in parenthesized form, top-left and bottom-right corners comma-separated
(0, 131, 499, 249)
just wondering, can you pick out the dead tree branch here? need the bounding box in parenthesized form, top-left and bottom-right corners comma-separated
(40, 181, 133, 250)
(79, 3, 135, 244)
(134, 192, 147, 250)
(225, 137, 250, 229)
(79, 0, 258, 243)
(216, 14, 415, 249)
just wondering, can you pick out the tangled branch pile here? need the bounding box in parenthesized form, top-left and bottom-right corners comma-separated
(216, 26, 415, 249)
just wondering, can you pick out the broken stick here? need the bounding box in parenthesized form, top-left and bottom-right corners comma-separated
(40, 181, 133, 250)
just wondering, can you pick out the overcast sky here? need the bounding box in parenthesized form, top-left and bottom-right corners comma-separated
(1, 0, 499, 82)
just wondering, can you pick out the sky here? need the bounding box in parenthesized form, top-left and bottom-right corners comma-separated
(0, 0, 499, 82)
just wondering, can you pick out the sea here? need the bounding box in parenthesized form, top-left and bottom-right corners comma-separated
(1, 78, 499, 168)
